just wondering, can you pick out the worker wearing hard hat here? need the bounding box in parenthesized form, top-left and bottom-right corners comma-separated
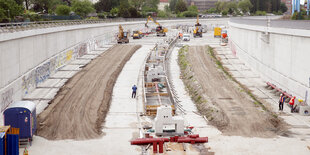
(289, 96, 296, 113)
(279, 94, 285, 111)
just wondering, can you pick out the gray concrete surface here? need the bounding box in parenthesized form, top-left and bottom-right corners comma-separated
(229, 20, 310, 104)
(230, 17, 310, 30)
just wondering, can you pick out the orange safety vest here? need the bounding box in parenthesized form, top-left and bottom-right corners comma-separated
(279, 96, 285, 103)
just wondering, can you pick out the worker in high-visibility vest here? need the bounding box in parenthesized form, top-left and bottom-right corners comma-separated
(289, 96, 296, 113)
(279, 94, 286, 111)
(23, 147, 28, 155)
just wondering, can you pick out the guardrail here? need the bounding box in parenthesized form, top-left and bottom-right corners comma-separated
(230, 17, 310, 30)
(0, 18, 143, 33)
(0, 17, 203, 34)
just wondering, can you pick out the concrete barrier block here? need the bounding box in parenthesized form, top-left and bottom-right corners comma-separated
(299, 106, 310, 116)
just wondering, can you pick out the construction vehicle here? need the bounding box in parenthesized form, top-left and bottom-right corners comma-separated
(132, 30, 143, 39)
(145, 16, 168, 37)
(220, 29, 228, 46)
(221, 29, 228, 43)
(193, 15, 203, 38)
(214, 27, 221, 38)
(117, 25, 129, 44)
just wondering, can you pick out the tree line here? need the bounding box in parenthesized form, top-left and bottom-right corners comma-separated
(0, 0, 293, 22)
(211, 0, 288, 16)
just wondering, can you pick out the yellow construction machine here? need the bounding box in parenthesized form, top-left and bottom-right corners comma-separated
(193, 15, 202, 38)
(132, 30, 143, 39)
(145, 16, 168, 37)
(117, 25, 129, 44)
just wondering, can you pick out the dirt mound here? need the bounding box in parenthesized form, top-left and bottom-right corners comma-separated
(36, 45, 141, 140)
(179, 46, 287, 138)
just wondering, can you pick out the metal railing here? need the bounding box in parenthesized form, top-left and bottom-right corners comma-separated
(230, 17, 310, 30)
(0, 17, 202, 34)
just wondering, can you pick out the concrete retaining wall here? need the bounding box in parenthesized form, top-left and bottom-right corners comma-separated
(229, 21, 310, 103)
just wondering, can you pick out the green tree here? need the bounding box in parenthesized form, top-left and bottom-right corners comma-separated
(250, 0, 280, 13)
(94, 0, 120, 12)
(142, 0, 159, 12)
(227, 1, 238, 14)
(222, 10, 228, 16)
(14, 0, 23, 5)
(280, 2, 287, 13)
(119, 0, 130, 17)
(110, 7, 119, 16)
(188, 5, 198, 12)
(130, 0, 145, 10)
(55, 4, 71, 15)
(215, 1, 221, 12)
(0, 8, 5, 21)
(72, 0, 95, 18)
(0, 0, 23, 22)
(205, 7, 216, 14)
(175, 0, 187, 13)
(238, 0, 253, 14)
(164, 5, 170, 12)
(128, 7, 140, 17)
(31, 0, 64, 13)
(181, 10, 197, 17)
(169, 0, 177, 12)
(157, 10, 167, 17)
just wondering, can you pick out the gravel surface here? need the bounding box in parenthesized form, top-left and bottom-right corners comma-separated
(36, 45, 141, 140)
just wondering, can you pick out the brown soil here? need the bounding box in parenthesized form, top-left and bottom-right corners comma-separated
(182, 46, 286, 138)
(36, 45, 141, 140)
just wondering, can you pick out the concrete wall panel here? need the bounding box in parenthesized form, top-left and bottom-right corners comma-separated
(33, 35, 47, 66)
(1, 40, 20, 88)
(19, 37, 34, 75)
(229, 21, 310, 103)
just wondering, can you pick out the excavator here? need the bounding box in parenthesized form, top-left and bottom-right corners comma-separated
(145, 16, 168, 37)
(132, 30, 143, 39)
(193, 15, 203, 38)
(117, 25, 129, 44)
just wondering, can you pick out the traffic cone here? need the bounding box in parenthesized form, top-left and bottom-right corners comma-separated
(23, 147, 28, 155)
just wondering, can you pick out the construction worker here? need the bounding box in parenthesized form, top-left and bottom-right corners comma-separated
(279, 94, 285, 111)
(289, 96, 296, 113)
(132, 85, 137, 98)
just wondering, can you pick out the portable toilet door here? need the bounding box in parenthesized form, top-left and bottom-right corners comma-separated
(4, 101, 36, 140)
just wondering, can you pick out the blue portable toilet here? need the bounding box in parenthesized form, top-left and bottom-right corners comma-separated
(4, 101, 36, 140)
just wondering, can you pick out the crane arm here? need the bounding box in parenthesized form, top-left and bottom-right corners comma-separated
(196, 15, 199, 24)
(119, 25, 124, 38)
(145, 16, 160, 28)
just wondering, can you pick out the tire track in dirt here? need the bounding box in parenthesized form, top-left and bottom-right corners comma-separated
(187, 46, 285, 137)
(37, 45, 141, 140)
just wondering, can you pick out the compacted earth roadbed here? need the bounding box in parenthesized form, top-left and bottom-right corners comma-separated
(37, 45, 141, 140)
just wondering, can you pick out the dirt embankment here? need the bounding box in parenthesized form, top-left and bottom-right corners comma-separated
(178, 46, 287, 138)
(37, 45, 141, 140)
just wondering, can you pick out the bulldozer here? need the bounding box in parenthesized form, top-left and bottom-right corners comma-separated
(193, 15, 203, 38)
(117, 25, 129, 44)
(132, 30, 143, 39)
(145, 16, 168, 37)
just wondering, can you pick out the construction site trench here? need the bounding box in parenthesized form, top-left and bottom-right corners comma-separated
(179, 45, 288, 138)
(36, 45, 141, 140)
